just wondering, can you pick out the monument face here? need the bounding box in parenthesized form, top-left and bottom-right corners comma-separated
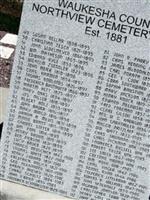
(0, 1, 150, 199)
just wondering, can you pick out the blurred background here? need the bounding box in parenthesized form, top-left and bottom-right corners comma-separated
(0, 0, 23, 34)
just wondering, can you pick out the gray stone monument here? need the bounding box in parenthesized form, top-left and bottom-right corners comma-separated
(0, 1, 150, 200)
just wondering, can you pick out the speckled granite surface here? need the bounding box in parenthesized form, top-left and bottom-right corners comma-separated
(0, 31, 71, 200)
